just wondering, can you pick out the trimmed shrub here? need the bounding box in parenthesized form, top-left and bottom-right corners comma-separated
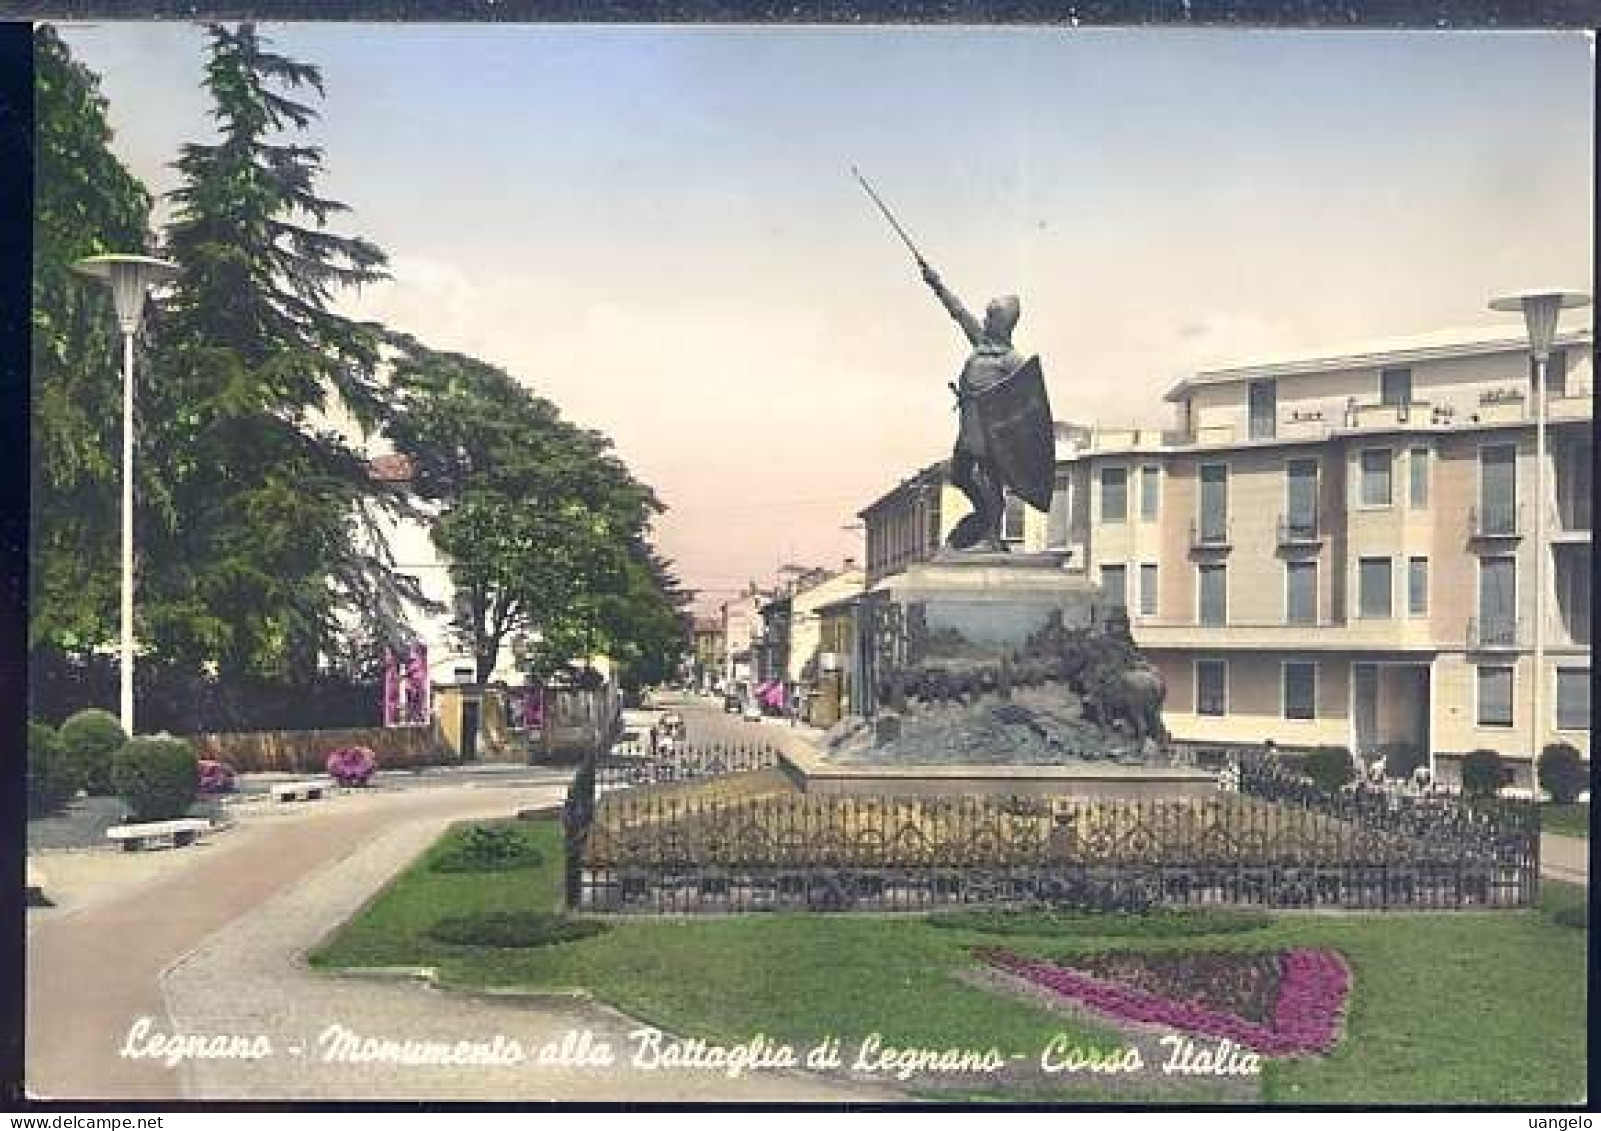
(27, 721, 78, 816)
(325, 745, 377, 787)
(58, 708, 127, 796)
(1539, 742, 1588, 805)
(197, 758, 237, 795)
(425, 911, 607, 949)
(112, 735, 199, 822)
(1302, 745, 1356, 795)
(431, 823, 544, 873)
(1542, 881, 1589, 930)
(1551, 903, 1588, 929)
(1460, 748, 1505, 799)
(1380, 743, 1427, 782)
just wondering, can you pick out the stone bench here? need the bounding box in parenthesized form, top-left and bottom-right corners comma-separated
(271, 778, 336, 802)
(105, 817, 212, 851)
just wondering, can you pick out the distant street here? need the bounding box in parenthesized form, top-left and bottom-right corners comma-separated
(667, 695, 794, 748)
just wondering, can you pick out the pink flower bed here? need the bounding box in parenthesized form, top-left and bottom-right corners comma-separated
(977, 946, 1350, 1058)
(325, 745, 377, 787)
(197, 758, 237, 794)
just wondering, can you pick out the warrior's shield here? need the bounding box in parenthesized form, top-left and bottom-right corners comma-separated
(971, 355, 1054, 511)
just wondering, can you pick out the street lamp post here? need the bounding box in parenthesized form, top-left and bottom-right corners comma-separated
(1488, 289, 1590, 773)
(72, 254, 181, 736)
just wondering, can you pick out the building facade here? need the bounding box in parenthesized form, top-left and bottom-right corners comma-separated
(719, 586, 767, 694)
(1086, 328, 1591, 786)
(786, 564, 866, 726)
(689, 616, 725, 691)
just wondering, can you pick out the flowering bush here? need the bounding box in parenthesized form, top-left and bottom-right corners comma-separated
(325, 746, 377, 787)
(197, 758, 237, 795)
(977, 946, 1350, 1058)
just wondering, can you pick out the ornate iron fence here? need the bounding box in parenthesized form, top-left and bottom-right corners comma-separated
(1235, 750, 1541, 862)
(561, 743, 1539, 914)
(594, 742, 781, 794)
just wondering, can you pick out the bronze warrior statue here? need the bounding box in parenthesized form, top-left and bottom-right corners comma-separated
(853, 167, 1056, 552)
(921, 263, 1024, 551)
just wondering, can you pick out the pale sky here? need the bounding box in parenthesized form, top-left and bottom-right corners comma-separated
(57, 24, 1594, 611)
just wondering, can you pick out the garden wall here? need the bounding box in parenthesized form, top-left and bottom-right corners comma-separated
(192, 724, 452, 773)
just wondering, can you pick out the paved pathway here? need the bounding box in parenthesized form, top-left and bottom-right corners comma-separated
(160, 795, 894, 1101)
(1541, 834, 1588, 886)
(27, 772, 891, 1102)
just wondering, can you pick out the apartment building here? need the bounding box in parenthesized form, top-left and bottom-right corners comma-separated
(1084, 327, 1591, 786)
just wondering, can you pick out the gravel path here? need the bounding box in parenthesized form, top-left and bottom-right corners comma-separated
(160, 794, 896, 1102)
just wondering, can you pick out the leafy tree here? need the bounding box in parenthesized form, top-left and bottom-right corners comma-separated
(30, 26, 153, 657)
(598, 545, 693, 692)
(142, 23, 414, 679)
(386, 338, 677, 684)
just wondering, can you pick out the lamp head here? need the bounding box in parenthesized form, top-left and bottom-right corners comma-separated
(1489, 289, 1591, 361)
(72, 254, 180, 336)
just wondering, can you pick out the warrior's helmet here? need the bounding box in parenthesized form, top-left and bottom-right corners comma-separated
(984, 295, 1021, 344)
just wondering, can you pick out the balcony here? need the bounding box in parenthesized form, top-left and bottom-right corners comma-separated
(1467, 503, 1523, 542)
(1276, 513, 1323, 548)
(1343, 399, 1435, 432)
(1466, 616, 1522, 652)
(1189, 518, 1232, 551)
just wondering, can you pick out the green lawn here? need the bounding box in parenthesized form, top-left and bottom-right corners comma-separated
(311, 818, 1588, 1105)
(1543, 803, 1591, 839)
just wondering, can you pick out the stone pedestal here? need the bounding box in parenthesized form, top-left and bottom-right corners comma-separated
(776, 732, 1219, 801)
(863, 551, 1103, 695)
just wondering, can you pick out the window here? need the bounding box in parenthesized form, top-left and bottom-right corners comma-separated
(1556, 549, 1590, 645)
(1001, 491, 1026, 543)
(1283, 662, 1317, 720)
(1360, 449, 1392, 507)
(1199, 463, 1228, 543)
(1409, 447, 1429, 508)
(1140, 465, 1160, 521)
(1198, 564, 1227, 626)
(1556, 667, 1590, 731)
(1557, 438, 1592, 533)
(1380, 366, 1412, 407)
(1139, 563, 1159, 617)
(1358, 557, 1392, 618)
(1285, 561, 1318, 624)
(1479, 445, 1517, 535)
(1476, 665, 1514, 727)
(1249, 379, 1277, 440)
(1546, 348, 1569, 398)
(1100, 564, 1128, 610)
(1408, 557, 1429, 616)
(1100, 467, 1128, 522)
(1196, 660, 1227, 716)
(1046, 473, 1071, 548)
(1285, 459, 1318, 537)
(1478, 556, 1517, 646)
